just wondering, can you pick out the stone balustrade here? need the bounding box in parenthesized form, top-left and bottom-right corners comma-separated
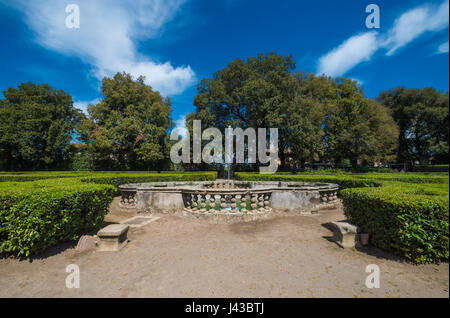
(119, 189, 137, 209)
(118, 180, 339, 223)
(318, 189, 340, 210)
(182, 189, 272, 214)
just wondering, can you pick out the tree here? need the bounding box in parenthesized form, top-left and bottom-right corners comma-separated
(321, 78, 399, 167)
(79, 72, 173, 170)
(271, 72, 326, 168)
(0, 82, 82, 170)
(188, 53, 399, 170)
(189, 52, 316, 169)
(377, 87, 449, 165)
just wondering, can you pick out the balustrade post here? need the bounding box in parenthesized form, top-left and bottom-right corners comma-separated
(210, 195, 216, 212)
(192, 193, 199, 211)
(240, 194, 247, 212)
(230, 194, 237, 212)
(200, 194, 206, 212)
(220, 195, 226, 211)
(185, 194, 192, 210)
(264, 194, 270, 211)
(258, 194, 265, 211)
(250, 194, 258, 212)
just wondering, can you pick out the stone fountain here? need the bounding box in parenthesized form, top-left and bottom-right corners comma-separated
(118, 180, 340, 224)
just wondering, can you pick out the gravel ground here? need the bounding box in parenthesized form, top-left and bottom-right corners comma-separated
(0, 197, 448, 298)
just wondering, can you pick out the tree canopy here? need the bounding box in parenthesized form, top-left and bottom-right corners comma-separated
(315, 76, 399, 166)
(79, 72, 173, 170)
(377, 87, 449, 165)
(0, 55, 447, 172)
(188, 53, 400, 169)
(0, 82, 82, 170)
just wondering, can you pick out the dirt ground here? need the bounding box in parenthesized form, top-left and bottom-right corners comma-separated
(0, 197, 448, 298)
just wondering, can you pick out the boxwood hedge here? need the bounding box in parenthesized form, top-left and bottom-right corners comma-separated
(235, 172, 449, 264)
(235, 171, 448, 186)
(0, 171, 218, 182)
(79, 171, 217, 190)
(341, 184, 448, 264)
(412, 165, 449, 173)
(235, 172, 382, 190)
(0, 179, 116, 256)
(0, 171, 217, 256)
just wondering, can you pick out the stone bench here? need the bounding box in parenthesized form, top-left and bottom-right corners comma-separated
(329, 221, 359, 248)
(97, 224, 129, 251)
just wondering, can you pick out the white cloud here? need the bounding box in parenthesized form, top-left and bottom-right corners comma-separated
(3, 0, 195, 96)
(383, 0, 449, 56)
(73, 98, 101, 115)
(317, 32, 379, 77)
(316, 0, 449, 77)
(437, 41, 449, 54)
(172, 115, 188, 139)
(350, 78, 365, 86)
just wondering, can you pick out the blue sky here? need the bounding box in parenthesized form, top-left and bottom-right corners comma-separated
(0, 0, 448, 131)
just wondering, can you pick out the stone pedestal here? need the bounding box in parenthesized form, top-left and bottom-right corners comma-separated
(75, 235, 99, 252)
(330, 221, 359, 248)
(97, 224, 129, 251)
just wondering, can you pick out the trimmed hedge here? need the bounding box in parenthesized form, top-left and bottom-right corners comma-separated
(0, 171, 217, 256)
(235, 172, 382, 190)
(79, 171, 217, 192)
(341, 184, 449, 264)
(0, 171, 218, 183)
(412, 165, 449, 173)
(0, 179, 116, 256)
(235, 172, 449, 263)
(235, 172, 448, 186)
(0, 171, 89, 182)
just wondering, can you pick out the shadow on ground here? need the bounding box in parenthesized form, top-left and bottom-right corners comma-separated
(320, 221, 406, 263)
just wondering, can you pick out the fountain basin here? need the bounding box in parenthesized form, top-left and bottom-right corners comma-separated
(118, 181, 339, 223)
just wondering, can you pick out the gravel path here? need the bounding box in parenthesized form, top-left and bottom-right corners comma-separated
(0, 198, 448, 298)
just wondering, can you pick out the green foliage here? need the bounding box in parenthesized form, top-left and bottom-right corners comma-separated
(235, 171, 448, 184)
(235, 172, 378, 189)
(339, 159, 352, 169)
(307, 76, 399, 166)
(188, 56, 399, 169)
(78, 72, 173, 170)
(377, 87, 449, 165)
(0, 82, 84, 171)
(0, 179, 116, 256)
(0, 171, 89, 182)
(79, 171, 217, 192)
(71, 151, 95, 171)
(362, 167, 397, 173)
(0, 171, 216, 256)
(412, 165, 449, 172)
(236, 171, 449, 263)
(341, 184, 448, 264)
(188, 53, 324, 168)
(0, 171, 218, 185)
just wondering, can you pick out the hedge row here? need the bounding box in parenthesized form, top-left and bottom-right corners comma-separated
(79, 171, 217, 192)
(341, 184, 449, 264)
(0, 171, 88, 182)
(412, 165, 449, 173)
(235, 172, 382, 190)
(0, 171, 217, 256)
(0, 179, 116, 256)
(235, 172, 449, 263)
(0, 171, 218, 182)
(235, 171, 448, 186)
